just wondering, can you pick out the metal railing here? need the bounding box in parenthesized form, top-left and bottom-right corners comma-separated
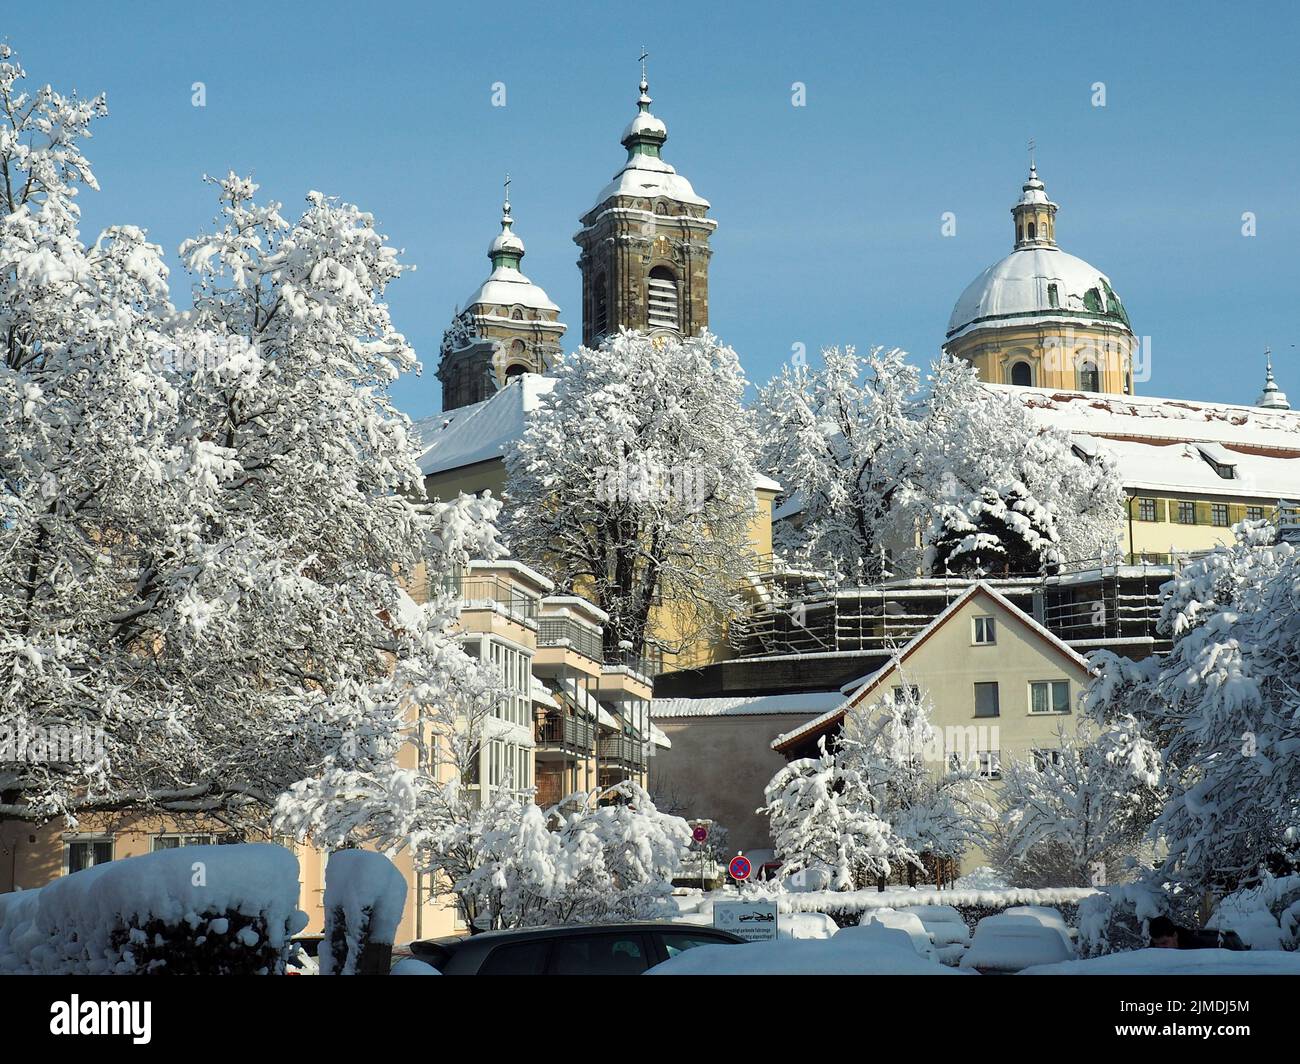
(598, 735, 646, 769)
(537, 616, 604, 661)
(535, 713, 595, 751)
(434, 572, 539, 621)
(602, 648, 662, 680)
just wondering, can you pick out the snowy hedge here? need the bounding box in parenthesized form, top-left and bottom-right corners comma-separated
(0, 844, 307, 974)
(762, 886, 1098, 932)
(320, 850, 407, 975)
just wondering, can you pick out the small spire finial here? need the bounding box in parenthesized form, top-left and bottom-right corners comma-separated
(500, 172, 513, 228)
(1028, 137, 1037, 176)
(639, 47, 649, 88)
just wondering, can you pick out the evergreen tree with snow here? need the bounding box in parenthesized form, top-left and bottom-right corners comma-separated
(924, 481, 1061, 576)
(504, 329, 759, 661)
(759, 737, 915, 890)
(1085, 522, 1300, 897)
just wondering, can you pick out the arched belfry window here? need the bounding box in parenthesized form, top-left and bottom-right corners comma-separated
(647, 266, 680, 331)
(1078, 359, 1101, 392)
(593, 273, 608, 338)
(1027, 222, 1037, 240)
(1010, 361, 1033, 387)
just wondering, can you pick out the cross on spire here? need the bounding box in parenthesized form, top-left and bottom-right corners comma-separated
(1028, 137, 1037, 174)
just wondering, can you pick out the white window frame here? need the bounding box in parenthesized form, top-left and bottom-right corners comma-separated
(976, 750, 1002, 780)
(63, 835, 114, 875)
(1029, 679, 1071, 715)
(151, 833, 217, 852)
(972, 615, 997, 646)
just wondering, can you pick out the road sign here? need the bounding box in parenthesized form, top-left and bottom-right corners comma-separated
(728, 854, 752, 881)
(692, 825, 709, 843)
(713, 899, 778, 942)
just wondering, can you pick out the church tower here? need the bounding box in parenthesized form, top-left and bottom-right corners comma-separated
(574, 61, 716, 346)
(437, 180, 566, 411)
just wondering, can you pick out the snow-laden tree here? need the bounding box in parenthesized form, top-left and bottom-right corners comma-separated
(754, 350, 1124, 580)
(988, 715, 1164, 888)
(504, 329, 758, 660)
(759, 738, 914, 890)
(1, 45, 503, 830)
(429, 782, 690, 931)
(1085, 522, 1300, 896)
(837, 682, 992, 880)
(916, 357, 1123, 572)
(756, 346, 918, 580)
(924, 481, 1061, 576)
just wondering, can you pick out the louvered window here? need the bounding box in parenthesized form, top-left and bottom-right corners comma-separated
(647, 267, 679, 330)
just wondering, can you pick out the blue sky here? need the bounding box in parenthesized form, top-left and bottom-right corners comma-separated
(7, 1, 1298, 418)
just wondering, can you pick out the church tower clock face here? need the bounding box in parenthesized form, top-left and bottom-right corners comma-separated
(574, 58, 716, 348)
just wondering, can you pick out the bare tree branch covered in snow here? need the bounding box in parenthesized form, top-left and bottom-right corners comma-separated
(1085, 522, 1300, 897)
(757, 350, 1125, 579)
(504, 329, 760, 660)
(0, 46, 504, 830)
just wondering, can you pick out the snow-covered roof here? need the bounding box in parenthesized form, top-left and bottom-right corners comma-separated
(947, 246, 1129, 340)
(648, 721, 671, 749)
(989, 384, 1300, 500)
(415, 374, 788, 498)
(463, 265, 559, 314)
(590, 153, 709, 209)
(989, 384, 1300, 449)
(651, 690, 845, 719)
(559, 677, 619, 729)
(530, 676, 560, 709)
(414, 374, 556, 476)
(467, 558, 554, 593)
(772, 583, 1092, 752)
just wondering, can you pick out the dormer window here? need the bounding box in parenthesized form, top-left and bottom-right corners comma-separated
(1196, 444, 1238, 480)
(1047, 283, 1059, 308)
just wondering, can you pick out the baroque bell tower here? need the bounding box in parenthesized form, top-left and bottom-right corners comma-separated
(574, 58, 716, 347)
(437, 178, 566, 411)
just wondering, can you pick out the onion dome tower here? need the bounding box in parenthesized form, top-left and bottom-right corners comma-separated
(574, 56, 716, 347)
(437, 178, 566, 411)
(944, 154, 1138, 395)
(1257, 350, 1290, 410)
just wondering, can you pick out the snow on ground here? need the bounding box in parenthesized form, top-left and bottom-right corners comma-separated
(775, 912, 839, 940)
(647, 936, 969, 975)
(1019, 948, 1300, 975)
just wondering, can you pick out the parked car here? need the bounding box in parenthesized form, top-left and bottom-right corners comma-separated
(960, 913, 1075, 974)
(409, 923, 746, 975)
(286, 933, 324, 975)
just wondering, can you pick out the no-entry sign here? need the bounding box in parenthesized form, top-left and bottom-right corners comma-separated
(692, 825, 709, 843)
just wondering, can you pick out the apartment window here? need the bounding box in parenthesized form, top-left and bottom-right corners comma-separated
(1211, 503, 1229, 527)
(974, 682, 1000, 718)
(1247, 506, 1266, 521)
(1136, 497, 1157, 522)
(1176, 500, 1197, 525)
(1032, 748, 1065, 772)
(972, 616, 997, 645)
(152, 834, 217, 851)
(65, 837, 113, 874)
(891, 684, 920, 705)
(1029, 679, 1071, 714)
(976, 751, 1002, 780)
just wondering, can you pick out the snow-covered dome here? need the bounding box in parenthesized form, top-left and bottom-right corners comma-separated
(463, 184, 558, 313)
(947, 246, 1131, 341)
(587, 71, 709, 210)
(464, 266, 558, 314)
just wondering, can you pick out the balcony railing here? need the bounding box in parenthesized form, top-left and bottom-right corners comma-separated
(598, 735, 646, 769)
(602, 648, 661, 681)
(433, 573, 539, 622)
(535, 713, 594, 752)
(537, 616, 603, 661)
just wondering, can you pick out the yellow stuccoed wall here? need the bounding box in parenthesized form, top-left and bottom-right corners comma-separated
(946, 320, 1136, 395)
